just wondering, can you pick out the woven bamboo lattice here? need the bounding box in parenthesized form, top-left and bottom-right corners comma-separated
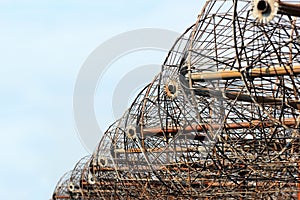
(52, 0, 300, 199)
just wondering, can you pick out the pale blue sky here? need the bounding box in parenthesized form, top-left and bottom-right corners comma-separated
(0, 0, 201, 199)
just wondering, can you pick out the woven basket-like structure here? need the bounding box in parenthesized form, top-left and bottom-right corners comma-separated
(52, 1, 300, 199)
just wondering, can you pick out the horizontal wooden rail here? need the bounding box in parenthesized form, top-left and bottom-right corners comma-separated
(190, 65, 300, 81)
(142, 118, 296, 135)
(194, 88, 300, 109)
(52, 196, 70, 199)
(114, 147, 200, 154)
(278, 2, 300, 17)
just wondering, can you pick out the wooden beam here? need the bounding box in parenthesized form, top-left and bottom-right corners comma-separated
(190, 65, 300, 81)
(278, 2, 300, 17)
(142, 118, 296, 136)
(114, 147, 200, 154)
(194, 88, 300, 109)
(52, 196, 70, 199)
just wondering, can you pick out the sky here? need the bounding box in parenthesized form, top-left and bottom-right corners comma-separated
(0, 0, 201, 199)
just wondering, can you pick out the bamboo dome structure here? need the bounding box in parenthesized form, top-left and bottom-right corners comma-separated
(52, 0, 300, 199)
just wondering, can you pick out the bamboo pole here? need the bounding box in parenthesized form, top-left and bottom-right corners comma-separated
(278, 2, 300, 17)
(142, 118, 296, 135)
(194, 88, 300, 109)
(190, 65, 300, 81)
